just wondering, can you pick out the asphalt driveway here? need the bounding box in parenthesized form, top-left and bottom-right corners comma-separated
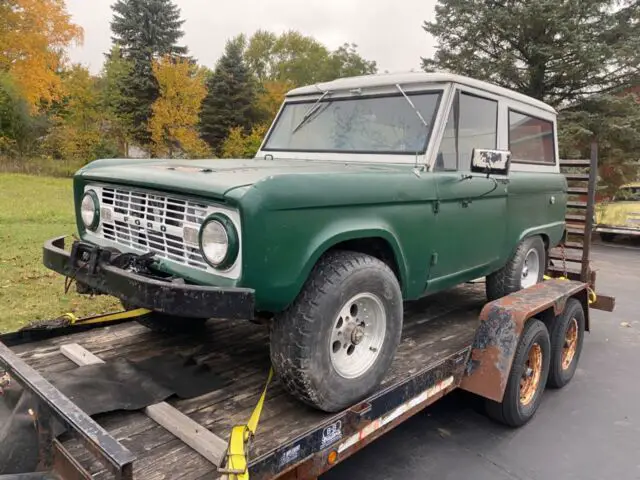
(325, 240, 640, 480)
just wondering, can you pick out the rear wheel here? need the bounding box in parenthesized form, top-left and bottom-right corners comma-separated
(486, 236, 546, 301)
(484, 319, 551, 427)
(600, 232, 617, 242)
(270, 250, 403, 412)
(121, 302, 208, 333)
(547, 298, 585, 388)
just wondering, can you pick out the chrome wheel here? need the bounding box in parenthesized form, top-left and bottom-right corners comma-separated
(329, 292, 387, 379)
(521, 248, 540, 288)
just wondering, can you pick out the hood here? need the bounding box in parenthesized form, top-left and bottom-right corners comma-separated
(77, 158, 405, 200)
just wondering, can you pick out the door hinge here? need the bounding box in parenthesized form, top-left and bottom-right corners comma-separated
(430, 252, 438, 266)
(433, 200, 440, 214)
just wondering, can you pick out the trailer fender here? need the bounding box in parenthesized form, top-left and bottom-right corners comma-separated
(460, 279, 589, 402)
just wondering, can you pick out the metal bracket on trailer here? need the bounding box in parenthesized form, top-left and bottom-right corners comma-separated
(0, 341, 136, 479)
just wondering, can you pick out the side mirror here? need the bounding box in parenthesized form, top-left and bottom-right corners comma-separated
(471, 149, 511, 176)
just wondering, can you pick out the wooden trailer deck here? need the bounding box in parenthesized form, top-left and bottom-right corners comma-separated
(9, 284, 487, 479)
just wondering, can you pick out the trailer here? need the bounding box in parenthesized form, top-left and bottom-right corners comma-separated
(0, 149, 616, 480)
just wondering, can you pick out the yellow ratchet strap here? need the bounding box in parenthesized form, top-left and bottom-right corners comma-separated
(219, 367, 274, 480)
(62, 308, 152, 326)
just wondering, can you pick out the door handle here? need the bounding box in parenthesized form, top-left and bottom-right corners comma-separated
(461, 199, 471, 208)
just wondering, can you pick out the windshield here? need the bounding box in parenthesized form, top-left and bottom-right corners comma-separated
(613, 187, 640, 202)
(262, 91, 442, 154)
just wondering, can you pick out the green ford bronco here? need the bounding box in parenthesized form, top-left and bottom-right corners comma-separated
(44, 72, 567, 412)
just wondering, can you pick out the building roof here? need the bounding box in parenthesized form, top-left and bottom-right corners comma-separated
(287, 71, 556, 114)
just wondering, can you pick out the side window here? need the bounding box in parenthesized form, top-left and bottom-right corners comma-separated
(509, 111, 556, 164)
(435, 91, 497, 171)
(458, 93, 497, 169)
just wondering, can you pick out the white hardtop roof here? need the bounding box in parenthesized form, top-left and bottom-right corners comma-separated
(287, 71, 556, 114)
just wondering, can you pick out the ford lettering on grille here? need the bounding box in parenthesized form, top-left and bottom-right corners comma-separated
(97, 186, 210, 270)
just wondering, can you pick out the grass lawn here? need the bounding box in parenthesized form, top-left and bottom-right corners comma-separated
(0, 174, 118, 333)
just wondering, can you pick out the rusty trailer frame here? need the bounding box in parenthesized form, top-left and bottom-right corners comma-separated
(0, 278, 592, 480)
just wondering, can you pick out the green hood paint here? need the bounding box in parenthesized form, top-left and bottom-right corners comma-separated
(78, 158, 417, 203)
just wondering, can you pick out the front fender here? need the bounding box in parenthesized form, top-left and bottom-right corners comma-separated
(298, 224, 409, 296)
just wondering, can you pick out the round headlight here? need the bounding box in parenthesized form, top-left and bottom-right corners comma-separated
(199, 214, 239, 269)
(81, 190, 99, 231)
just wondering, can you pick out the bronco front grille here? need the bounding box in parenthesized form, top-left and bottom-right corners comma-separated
(98, 186, 210, 270)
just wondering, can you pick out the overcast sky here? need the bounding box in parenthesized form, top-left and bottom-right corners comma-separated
(66, 0, 438, 75)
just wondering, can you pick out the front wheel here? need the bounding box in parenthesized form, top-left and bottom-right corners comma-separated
(484, 319, 551, 427)
(599, 232, 617, 242)
(486, 236, 546, 301)
(270, 251, 403, 412)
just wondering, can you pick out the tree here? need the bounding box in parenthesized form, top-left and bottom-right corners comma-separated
(324, 43, 377, 80)
(221, 124, 268, 159)
(559, 92, 640, 194)
(422, 0, 640, 108)
(0, 0, 83, 109)
(149, 57, 210, 158)
(245, 30, 377, 86)
(255, 80, 293, 123)
(43, 65, 118, 162)
(0, 72, 38, 155)
(423, 0, 640, 192)
(199, 36, 257, 154)
(100, 45, 134, 156)
(110, 0, 187, 145)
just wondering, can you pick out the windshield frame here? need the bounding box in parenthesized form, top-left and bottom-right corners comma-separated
(260, 89, 444, 157)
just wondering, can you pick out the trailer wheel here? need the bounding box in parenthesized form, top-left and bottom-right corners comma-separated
(547, 298, 585, 389)
(485, 319, 550, 427)
(270, 250, 403, 412)
(121, 302, 208, 333)
(486, 236, 546, 301)
(599, 232, 616, 242)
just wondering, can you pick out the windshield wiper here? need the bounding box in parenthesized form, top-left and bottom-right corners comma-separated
(395, 84, 428, 128)
(291, 89, 332, 134)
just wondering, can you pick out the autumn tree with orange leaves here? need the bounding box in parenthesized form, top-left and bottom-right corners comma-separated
(0, 0, 83, 109)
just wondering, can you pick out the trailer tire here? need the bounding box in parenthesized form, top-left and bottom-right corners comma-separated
(270, 250, 403, 412)
(485, 319, 550, 427)
(121, 302, 208, 333)
(547, 298, 585, 389)
(599, 232, 616, 242)
(486, 236, 546, 301)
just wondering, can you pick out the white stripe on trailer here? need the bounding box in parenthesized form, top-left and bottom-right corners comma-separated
(337, 376, 454, 454)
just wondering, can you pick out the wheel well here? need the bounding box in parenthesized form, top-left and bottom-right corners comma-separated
(327, 237, 402, 287)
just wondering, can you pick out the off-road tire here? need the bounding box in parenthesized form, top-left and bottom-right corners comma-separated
(547, 298, 585, 389)
(270, 250, 403, 412)
(600, 232, 616, 243)
(486, 236, 546, 301)
(485, 319, 551, 427)
(121, 302, 208, 334)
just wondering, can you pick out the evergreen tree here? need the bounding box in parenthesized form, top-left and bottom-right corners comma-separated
(199, 36, 257, 155)
(110, 0, 187, 146)
(422, 0, 640, 108)
(422, 0, 640, 190)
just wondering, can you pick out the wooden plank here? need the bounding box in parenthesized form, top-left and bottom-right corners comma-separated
(548, 262, 582, 276)
(568, 186, 589, 195)
(566, 213, 586, 222)
(568, 200, 588, 209)
(59, 343, 228, 468)
(590, 293, 616, 312)
(560, 159, 591, 166)
(549, 248, 583, 262)
(564, 173, 590, 181)
(567, 226, 586, 235)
